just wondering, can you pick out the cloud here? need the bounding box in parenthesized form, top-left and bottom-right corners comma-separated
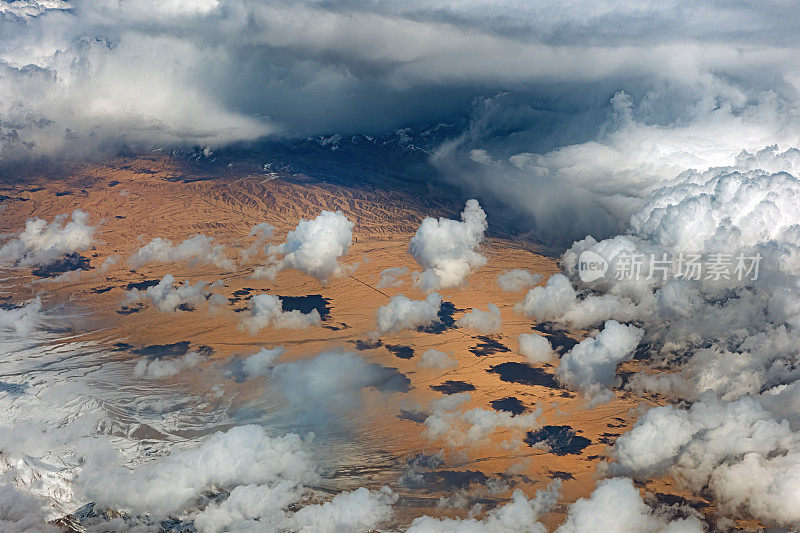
(0, 297, 43, 336)
(269, 351, 410, 420)
(193, 484, 395, 533)
(407, 482, 561, 533)
(241, 346, 286, 379)
(423, 393, 540, 449)
(128, 234, 235, 270)
(192, 482, 302, 533)
(0, 0, 71, 19)
(5, 0, 800, 170)
(242, 294, 321, 333)
(78, 425, 317, 516)
(253, 211, 354, 282)
(0, 210, 96, 267)
(376, 267, 408, 289)
(125, 274, 222, 312)
(496, 269, 542, 292)
(133, 351, 203, 379)
(241, 222, 276, 261)
(516, 273, 639, 330)
(555, 320, 643, 405)
(517, 333, 554, 365)
(606, 393, 800, 527)
(556, 477, 703, 533)
(409, 200, 488, 292)
(375, 293, 442, 334)
(518, 147, 800, 526)
(9, 2, 800, 528)
(419, 348, 457, 369)
(289, 486, 396, 533)
(456, 303, 501, 333)
(0, 483, 59, 533)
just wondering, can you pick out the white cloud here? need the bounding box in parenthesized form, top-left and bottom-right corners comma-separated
(289, 486, 396, 533)
(375, 293, 442, 334)
(410, 200, 488, 292)
(0, 210, 96, 267)
(556, 320, 643, 405)
(522, 148, 800, 526)
(241, 346, 286, 379)
(269, 351, 410, 419)
(78, 425, 317, 516)
(242, 294, 321, 333)
(376, 267, 408, 289)
(606, 394, 800, 527)
(0, 0, 71, 19)
(517, 274, 639, 330)
(128, 234, 235, 270)
(497, 269, 542, 292)
(253, 211, 354, 282)
(456, 303, 501, 333)
(125, 274, 220, 312)
(0, 483, 59, 533)
(407, 483, 560, 533)
(517, 333, 554, 364)
(193, 484, 395, 533)
(133, 351, 203, 379)
(423, 393, 540, 449)
(242, 222, 276, 261)
(419, 348, 457, 369)
(192, 482, 301, 533)
(0, 297, 43, 336)
(556, 477, 704, 533)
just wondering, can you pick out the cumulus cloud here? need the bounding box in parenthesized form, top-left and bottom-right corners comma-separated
(497, 269, 542, 291)
(419, 348, 457, 369)
(556, 320, 643, 405)
(128, 234, 235, 270)
(242, 222, 276, 261)
(78, 425, 317, 516)
(0, 483, 58, 533)
(0, 297, 43, 336)
(556, 477, 703, 533)
(241, 346, 286, 379)
(193, 484, 396, 533)
(242, 294, 321, 333)
(376, 267, 408, 289)
(125, 274, 222, 312)
(375, 293, 442, 334)
(408, 482, 561, 533)
(456, 303, 501, 333)
(77, 424, 395, 532)
(269, 351, 410, 420)
(518, 150, 800, 526)
(0, 210, 96, 267)
(253, 211, 354, 282)
(289, 486, 396, 533)
(518, 333, 555, 365)
(192, 482, 302, 533)
(606, 394, 800, 527)
(423, 393, 540, 449)
(409, 200, 488, 292)
(517, 274, 639, 330)
(133, 351, 203, 379)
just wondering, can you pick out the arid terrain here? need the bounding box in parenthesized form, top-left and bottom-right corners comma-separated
(0, 155, 739, 531)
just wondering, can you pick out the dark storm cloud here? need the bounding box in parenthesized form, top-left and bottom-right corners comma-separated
(5, 1, 800, 243)
(1, 0, 798, 163)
